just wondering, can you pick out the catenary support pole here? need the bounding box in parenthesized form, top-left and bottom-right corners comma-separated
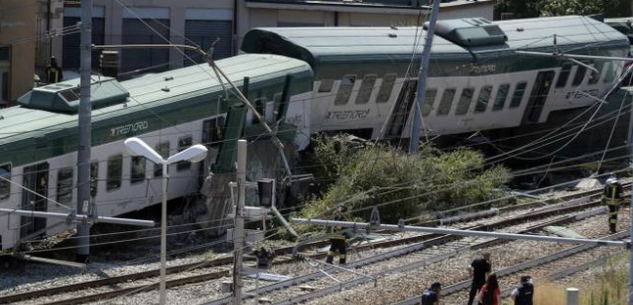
(628, 90, 633, 305)
(76, 0, 92, 263)
(409, 0, 441, 154)
(233, 139, 247, 305)
(159, 163, 168, 305)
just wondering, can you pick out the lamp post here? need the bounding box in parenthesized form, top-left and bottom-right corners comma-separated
(124, 137, 208, 305)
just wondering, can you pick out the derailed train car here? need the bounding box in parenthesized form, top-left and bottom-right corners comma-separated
(241, 15, 630, 140)
(0, 54, 313, 252)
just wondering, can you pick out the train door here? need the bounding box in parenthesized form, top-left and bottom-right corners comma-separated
(20, 163, 49, 238)
(522, 70, 555, 124)
(386, 79, 418, 138)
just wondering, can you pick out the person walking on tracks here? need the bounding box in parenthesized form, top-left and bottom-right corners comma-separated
(510, 275, 534, 305)
(476, 273, 500, 305)
(467, 252, 491, 305)
(603, 177, 623, 233)
(421, 282, 441, 305)
(326, 205, 349, 265)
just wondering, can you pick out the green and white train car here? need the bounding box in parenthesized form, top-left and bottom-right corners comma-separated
(242, 15, 630, 140)
(0, 54, 313, 251)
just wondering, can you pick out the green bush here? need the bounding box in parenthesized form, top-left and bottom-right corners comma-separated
(297, 135, 512, 225)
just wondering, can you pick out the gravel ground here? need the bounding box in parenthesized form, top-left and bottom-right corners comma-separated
(302, 213, 628, 305)
(0, 185, 617, 305)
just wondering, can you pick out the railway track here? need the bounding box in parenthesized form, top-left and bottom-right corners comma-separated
(204, 198, 614, 304)
(393, 231, 630, 305)
(0, 183, 619, 305)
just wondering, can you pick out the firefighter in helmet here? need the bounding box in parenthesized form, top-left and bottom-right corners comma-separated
(604, 176, 623, 233)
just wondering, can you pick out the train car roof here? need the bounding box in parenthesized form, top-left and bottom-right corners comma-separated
(0, 54, 313, 166)
(242, 15, 629, 72)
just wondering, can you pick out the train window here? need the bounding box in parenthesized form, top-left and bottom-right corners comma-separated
(556, 63, 572, 88)
(177, 136, 193, 171)
(456, 88, 474, 115)
(130, 156, 146, 184)
(604, 62, 615, 84)
(475, 86, 493, 113)
(493, 84, 510, 111)
(57, 167, 73, 204)
(437, 88, 456, 116)
(572, 64, 587, 86)
(422, 89, 437, 116)
(106, 155, 123, 191)
(376, 74, 397, 103)
(356, 74, 377, 104)
(510, 82, 527, 108)
(334, 75, 356, 105)
(588, 62, 601, 85)
(154, 142, 170, 177)
(318, 80, 334, 93)
(0, 163, 11, 201)
(90, 161, 98, 197)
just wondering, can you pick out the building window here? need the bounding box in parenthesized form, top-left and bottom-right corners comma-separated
(556, 63, 572, 88)
(177, 137, 193, 171)
(107, 155, 123, 191)
(475, 86, 493, 113)
(90, 161, 98, 197)
(0, 163, 11, 201)
(493, 84, 510, 111)
(57, 168, 73, 204)
(510, 82, 527, 108)
(1, 72, 8, 101)
(456, 87, 474, 115)
(422, 89, 438, 116)
(376, 74, 397, 103)
(356, 74, 377, 104)
(334, 75, 356, 105)
(437, 88, 456, 116)
(131, 156, 146, 184)
(572, 64, 587, 86)
(318, 80, 334, 92)
(154, 142, 170, 177)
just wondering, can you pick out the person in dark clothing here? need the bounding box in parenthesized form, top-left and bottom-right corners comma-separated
(511, 275, 534, 305)
(467, 252, 491, 305)
(603, 177, 623, 233)
(421, 282, 441, 305)
(326, 206, 349, 265)
(45, 57, 63, 83)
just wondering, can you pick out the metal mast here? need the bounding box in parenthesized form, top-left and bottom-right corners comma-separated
(409, 0, 441, 154)
(76, 0, 93, 263)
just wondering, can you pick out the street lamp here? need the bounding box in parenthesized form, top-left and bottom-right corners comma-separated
(124, 137, 208, 305)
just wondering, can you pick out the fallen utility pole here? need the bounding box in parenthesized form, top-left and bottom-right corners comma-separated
(290, 218, 630, 248)
(76, 0, 93, 263)
(409, 0, 441, 154)
(0, 208, 155, 227)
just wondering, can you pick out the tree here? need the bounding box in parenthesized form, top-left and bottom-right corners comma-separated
(496, 0, 632, 19)
(297, 135, 512, 225)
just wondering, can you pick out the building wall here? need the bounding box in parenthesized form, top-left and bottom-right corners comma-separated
(237, 1, 495, 49)
(0, 0, 37, 104)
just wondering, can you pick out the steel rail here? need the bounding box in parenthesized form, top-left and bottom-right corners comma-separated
(203, 196, 612, 305)
(270, 207, 613, 305)
(391, 231, 630, 305)
(0, 184, 618, 304)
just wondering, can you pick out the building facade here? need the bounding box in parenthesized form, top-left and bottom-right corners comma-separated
(0, 0, 38, 106)
(55, 0, 494, 76)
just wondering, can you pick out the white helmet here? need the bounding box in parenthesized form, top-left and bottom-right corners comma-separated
(606, 177, 618, 185)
